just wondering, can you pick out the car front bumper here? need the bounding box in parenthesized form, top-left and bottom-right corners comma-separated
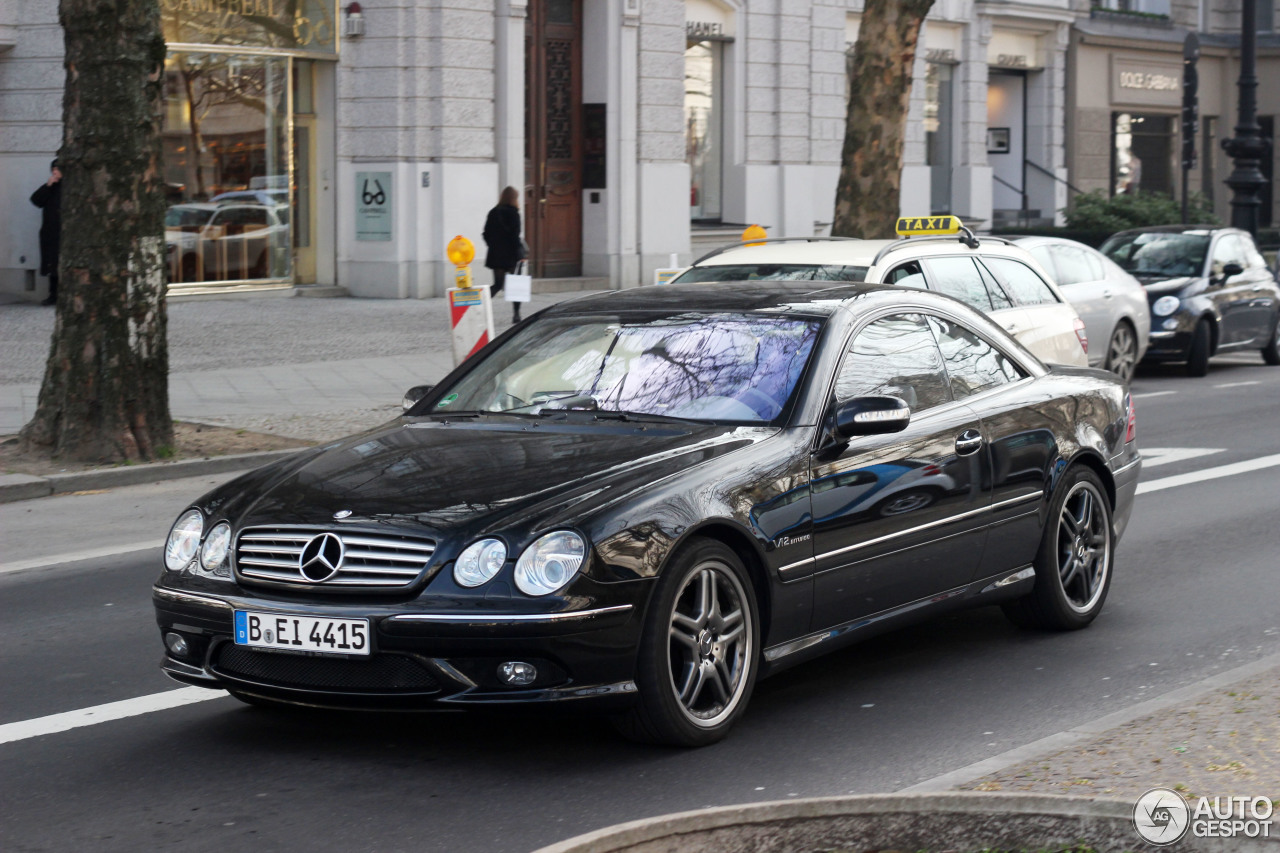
(1142, 329, 1192, 361)
(153, 579, 649, 711)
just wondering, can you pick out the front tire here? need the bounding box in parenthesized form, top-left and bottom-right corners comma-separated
(1002, 466, 1113, 631)
(1104, 321, 1138, 385)
(614, 539, 759, 747)
(1186, 319, 1212, 376)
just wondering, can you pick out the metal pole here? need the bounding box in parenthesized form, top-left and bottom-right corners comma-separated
(1220, 0, 1270, 236)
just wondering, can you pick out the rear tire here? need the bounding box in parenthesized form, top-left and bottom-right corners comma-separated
(1186, 319, 1211, 377)
(1262, 313, 1280, 366)
(1104, 321, 1138, 385)
(613, 539, 759, 747)
(1002, 466, 1113, 631)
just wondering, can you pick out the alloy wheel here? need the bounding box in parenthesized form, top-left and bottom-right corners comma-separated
(1055, 481, 1111, 614)
(1107, 324, 1137, 384)
(666, 561, 753, 728)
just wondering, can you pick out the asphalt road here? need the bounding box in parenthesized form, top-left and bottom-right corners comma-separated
(2, 355, 1278, 853)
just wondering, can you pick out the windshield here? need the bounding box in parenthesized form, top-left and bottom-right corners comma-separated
(1100, 232, 1209, 278)
(429, 312, 824, 424)
(673, 264, 868, 283)
(165, 206, 214, 228)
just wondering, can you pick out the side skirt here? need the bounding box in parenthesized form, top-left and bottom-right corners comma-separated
(758, 565, 1035, 677)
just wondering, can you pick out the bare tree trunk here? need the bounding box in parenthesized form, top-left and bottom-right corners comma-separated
(832, 0, 935, 239)
(21, 0, 173, 463)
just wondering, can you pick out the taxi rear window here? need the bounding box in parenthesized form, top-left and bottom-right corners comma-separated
(674, 264, 869, 283)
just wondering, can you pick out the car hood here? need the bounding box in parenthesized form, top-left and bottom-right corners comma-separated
(219, 417, 766, 536)
(1138, 275, 1199, 296)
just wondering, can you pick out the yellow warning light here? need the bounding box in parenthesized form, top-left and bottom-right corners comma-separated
(741, 224, 767, 246)
(895, 215, 963, 236)
(447, 235, 475, 267)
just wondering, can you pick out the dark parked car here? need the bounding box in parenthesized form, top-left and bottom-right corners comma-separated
(154, 282, 1141, 746)
(1099, 225, 1280, 375)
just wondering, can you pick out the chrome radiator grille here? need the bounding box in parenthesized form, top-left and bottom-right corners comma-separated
(235, 527, 436, 589)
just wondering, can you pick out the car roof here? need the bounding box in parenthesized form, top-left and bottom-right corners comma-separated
(541, 280, 984, 319)
(691, 235, 1035, 270)
(1107, 224, 1232, 237)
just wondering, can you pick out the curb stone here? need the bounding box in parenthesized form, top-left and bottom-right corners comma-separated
(0, 448, 303, 504)
(530, 792, 1274, 853)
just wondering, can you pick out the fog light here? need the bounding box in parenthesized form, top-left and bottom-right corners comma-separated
(498, 661, 537, 686)
(1162, 318, 1179, 331)
(165, 632, 190, 658)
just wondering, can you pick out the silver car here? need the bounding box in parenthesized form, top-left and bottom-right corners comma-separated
(1015, 237, 1151, 384)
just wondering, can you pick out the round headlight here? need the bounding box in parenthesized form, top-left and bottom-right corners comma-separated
(199, 522, 232, 576)
(514, 531, 585, 597)
(1152, 295, 1180, 317)
(454, 538, 508, 588)
(165, 509, 204, 572)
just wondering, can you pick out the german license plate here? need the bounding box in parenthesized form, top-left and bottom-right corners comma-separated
(234, 611, 370, 656)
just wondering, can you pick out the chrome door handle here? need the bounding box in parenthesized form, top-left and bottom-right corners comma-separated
(955, 430, 984, 456)
(1103, 289, 1113, 299)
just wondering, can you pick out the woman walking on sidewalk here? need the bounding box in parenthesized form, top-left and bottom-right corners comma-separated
(482, 186, 526, 323)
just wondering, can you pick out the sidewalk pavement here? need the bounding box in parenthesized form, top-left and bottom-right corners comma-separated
(2, 289, 1277, 835)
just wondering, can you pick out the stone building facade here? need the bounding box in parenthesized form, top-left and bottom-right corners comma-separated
(0, 0, 1273, 303)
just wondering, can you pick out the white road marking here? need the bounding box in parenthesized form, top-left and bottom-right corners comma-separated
(1137, 452, 1280, 495)
(0, 688, 224, 746)
(1139, 447, 1225, 469)
(0, 541, 160, 577)
(1133, 390, 1177, 399)
(1214, 380, 1260, 389)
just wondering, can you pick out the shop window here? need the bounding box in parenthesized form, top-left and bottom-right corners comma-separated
(1093, 0, 1170, 16)
(925, 62, 955, 214)
(1113, 113, 1174, 198)
(162, 53, 292, 284)
(686, 40, 724, 221)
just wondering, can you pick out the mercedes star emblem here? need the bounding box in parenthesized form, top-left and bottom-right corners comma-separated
(299, 532, 345, 582)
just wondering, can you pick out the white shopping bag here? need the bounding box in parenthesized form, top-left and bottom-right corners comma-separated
(504, 262, 532, 303)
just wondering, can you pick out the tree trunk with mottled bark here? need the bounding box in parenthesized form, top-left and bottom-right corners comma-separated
(20, 0, 172, 462)
(832, 0, 935, 239)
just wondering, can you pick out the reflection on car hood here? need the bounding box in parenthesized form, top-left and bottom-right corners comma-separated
(228, 418, 763, 532)
(1138, 275, 1197, 295)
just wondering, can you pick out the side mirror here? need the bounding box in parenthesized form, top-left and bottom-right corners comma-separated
(402, 384, 434, 412)
(1218, 262, 1244, 282)
(834, 395, 911, 438)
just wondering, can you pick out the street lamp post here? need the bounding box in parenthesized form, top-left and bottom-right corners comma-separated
(1220, 0, 1271, 237)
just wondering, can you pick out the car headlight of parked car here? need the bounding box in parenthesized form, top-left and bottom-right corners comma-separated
(198, 522, 233, 578)
(1152, 295, 1181, 317)
(454, 538, 508, 587)
(514, 530, 586, 596)
(164, 509, 204, 572)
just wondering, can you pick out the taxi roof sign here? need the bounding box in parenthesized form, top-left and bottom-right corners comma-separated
(895, 215, 963, 237)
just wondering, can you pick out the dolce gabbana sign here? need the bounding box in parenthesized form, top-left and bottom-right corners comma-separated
(1111, 57, 1182, 106)
(161, 0, 338, 55)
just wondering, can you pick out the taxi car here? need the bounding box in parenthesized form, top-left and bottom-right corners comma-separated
(1099, 225, 1280, 376)
(673, 216, 1089, 368)
(154, 281, 1140, 747)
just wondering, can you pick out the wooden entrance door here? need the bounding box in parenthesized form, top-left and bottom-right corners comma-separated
(525, 0, 582, 278)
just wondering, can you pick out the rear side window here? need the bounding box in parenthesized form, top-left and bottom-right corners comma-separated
(983, 257, 1060, 306)
(920, 256, 1013, 312)
(1047, 246, 1098, 286)
(926, 316, 1025, 399)
(835, 314, 952, 411)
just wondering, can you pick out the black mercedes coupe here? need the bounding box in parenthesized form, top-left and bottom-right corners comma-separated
(153, 282, 1141, 746)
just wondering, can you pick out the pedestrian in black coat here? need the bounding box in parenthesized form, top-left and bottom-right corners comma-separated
(30, 159, 62, 306)
(482, 186, 526, 322)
